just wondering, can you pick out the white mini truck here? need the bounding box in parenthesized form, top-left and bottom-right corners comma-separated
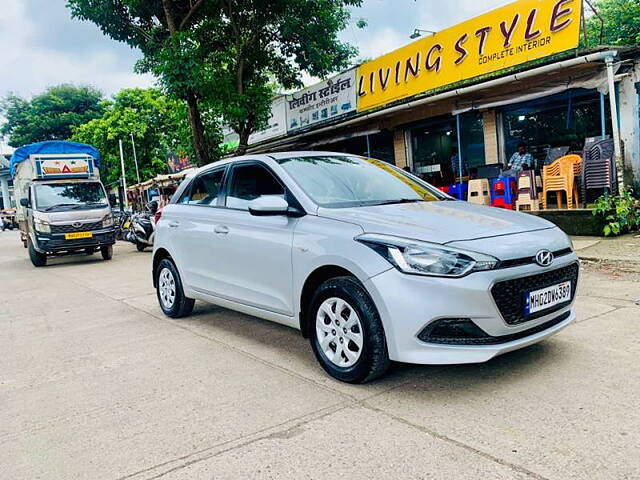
(11, 141, 116, 267)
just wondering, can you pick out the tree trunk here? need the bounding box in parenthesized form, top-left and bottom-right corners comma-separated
(185, 91, 209, 166)
(236, 128, 251, 156)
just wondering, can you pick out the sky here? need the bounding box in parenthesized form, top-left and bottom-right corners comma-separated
(0, 0, 511, 101)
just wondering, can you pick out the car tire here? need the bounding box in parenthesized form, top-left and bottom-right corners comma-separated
(156, 258, 195, 318)
(136, 242, 146, 252)
(85, 248, 95, 255)
(101, 245, 113, 260)
(309, 276, 390, 383)
(28, 239, 47, 267)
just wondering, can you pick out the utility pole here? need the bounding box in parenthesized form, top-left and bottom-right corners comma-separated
(119, 139, 129, 209)
(130, 132, 141, 185)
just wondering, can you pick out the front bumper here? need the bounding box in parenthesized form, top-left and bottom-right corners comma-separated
(364, 254, 579, 365)
(33, 228, 116, 253)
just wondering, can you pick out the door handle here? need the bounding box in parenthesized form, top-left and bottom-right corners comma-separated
(168, 221, 180, 228)
(214, 225, 229, 235)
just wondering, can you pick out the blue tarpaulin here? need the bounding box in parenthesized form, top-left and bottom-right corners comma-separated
(10, 140, 101, 178)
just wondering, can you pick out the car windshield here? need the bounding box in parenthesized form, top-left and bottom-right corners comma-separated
(277, 156, 445, 208)
(34, 182, 108, 211)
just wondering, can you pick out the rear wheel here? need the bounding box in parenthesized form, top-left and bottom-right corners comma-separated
(136, 242, 146, 252)
(309, 276, 389, 383)
(156, 258, 194, 318)
(101, 245, 113, 260)
(28, 240, 47, 267)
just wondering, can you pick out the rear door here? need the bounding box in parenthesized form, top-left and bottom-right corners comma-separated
(168, 166, 228, 293)
(208, 161, 298, 316)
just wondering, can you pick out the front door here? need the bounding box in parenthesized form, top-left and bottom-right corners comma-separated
(210, 162, 298, 316)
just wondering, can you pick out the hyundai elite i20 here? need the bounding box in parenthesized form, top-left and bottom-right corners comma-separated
(152, 153, 579, 383)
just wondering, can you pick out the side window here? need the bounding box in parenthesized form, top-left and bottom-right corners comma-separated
(226, 164, 285, 210)
(178, 168, 225, 205)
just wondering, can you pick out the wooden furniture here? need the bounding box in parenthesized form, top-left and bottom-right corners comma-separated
(542, 155, 582, 209)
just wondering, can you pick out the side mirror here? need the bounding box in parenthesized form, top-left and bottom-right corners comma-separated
(248, 195, 291, 216)
(20, 198, 30, 208)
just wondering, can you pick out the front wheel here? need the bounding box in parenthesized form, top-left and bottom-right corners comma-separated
(309, 276, 389, 384)
(28, 240, 47, 267)
(156, 258, 194, 318)
(101, 245, 113, 260)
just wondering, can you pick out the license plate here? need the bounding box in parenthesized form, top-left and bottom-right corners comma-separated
(65, 231, 93, 240)
(525, 281, 571, 315)
(123, 221, 131, 228)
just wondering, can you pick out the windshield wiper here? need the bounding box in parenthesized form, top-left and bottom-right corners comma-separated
(42, 203, 80, 211)
(370, 198, 424, 206)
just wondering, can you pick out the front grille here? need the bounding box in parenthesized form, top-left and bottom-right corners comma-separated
(419, 311, 571, 345)
(50, 221, 103, 234)
(497, 248, 573, 269)
(491, 262, 579, 325)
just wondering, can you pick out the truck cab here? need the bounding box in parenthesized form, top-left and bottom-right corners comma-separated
(11, 141, 116, 267)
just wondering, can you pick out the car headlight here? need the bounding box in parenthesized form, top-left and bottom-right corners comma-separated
(34, 218, 51, 233)
(356, 233, 498, 278)
(102, 214, 114, 228)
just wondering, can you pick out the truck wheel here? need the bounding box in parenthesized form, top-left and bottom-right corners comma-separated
(101, 245, 113, 260)
(28, 240, 47, 267)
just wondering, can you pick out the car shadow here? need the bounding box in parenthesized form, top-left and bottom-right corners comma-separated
(180, 301, 566, 395)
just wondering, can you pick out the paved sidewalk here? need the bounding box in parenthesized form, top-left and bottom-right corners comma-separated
(572, 233, 640, 269)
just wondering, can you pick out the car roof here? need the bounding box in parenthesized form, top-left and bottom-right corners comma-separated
(190, 151, 357, 176)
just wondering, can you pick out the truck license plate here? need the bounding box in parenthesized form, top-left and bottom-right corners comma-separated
(525, 281, 571, 315)
(65, 231, 93, 240)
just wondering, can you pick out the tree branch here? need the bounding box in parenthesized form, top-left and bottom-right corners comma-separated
(179, 0, 206, 31)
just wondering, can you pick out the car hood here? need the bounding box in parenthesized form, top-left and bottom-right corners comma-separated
(316, 200, 556, 245)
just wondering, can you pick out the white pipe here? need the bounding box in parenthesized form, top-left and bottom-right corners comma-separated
(249, 50, 620, 152)
(605, 55, 624, 191)
(119, 139, 129, 209)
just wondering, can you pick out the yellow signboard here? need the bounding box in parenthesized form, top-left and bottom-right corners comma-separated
(356, 0, 582, 112)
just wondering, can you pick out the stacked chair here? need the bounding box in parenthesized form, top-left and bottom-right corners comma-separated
(490, 177, 517, 209)
(542, 155, 582, 209)
(467, 179, 491, 205)
(515, 170, 542, 211)
(581, 139, 617, 206)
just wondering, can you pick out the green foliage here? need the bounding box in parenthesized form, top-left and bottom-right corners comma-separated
(66, 0, 361, 156)
(70, 88, 211, 187)
(592, 190, 640, 236)
(586, 0, 640, 47)
(0, 84, 104, 147)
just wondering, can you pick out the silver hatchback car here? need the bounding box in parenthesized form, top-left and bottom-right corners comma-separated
(153, 152, 578, 383)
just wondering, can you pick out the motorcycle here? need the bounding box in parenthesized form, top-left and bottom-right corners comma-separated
(126, 201, 158, 252)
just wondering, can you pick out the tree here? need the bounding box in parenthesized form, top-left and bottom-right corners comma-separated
(586, 0, 640, 47)
(70, 88, 205, 187)
(67, 0, 224, 166)
(66, 0, 362, 158)
(0, 84, 104, 147)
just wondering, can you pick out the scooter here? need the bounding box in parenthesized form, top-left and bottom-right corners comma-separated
(126, 201, 158, 252)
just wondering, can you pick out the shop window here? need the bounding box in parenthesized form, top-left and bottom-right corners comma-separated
(500, 89, 611, 169)
(409, 112, 485, 187)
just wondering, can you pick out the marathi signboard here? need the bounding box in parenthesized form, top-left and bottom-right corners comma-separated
(286, 69, 356, 132)
(356, 0, 582, 112)
(35, 156, 94, 179)
(248, 96, 288, 145)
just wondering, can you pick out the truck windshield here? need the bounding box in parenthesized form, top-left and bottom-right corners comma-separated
(34, 182, 108, 211)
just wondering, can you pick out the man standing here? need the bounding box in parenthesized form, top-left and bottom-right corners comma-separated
(508, 142, 534, 174)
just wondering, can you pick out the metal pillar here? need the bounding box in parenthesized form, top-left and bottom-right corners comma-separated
(365, 134, 371, 158)
(600, 92, 606, 138)
(0, 176, 10, 208)
(605, 55, 624, 190)
(456, 114, 463, 184)
(119, 139, 129, 209)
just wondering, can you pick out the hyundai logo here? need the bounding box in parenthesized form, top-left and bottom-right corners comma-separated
(72, 222, 83, 229)
(535, 250, 554, 267)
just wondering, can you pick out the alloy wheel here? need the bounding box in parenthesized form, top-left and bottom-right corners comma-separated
(158, 267, 176, 309)
(315, 297, 364, 367)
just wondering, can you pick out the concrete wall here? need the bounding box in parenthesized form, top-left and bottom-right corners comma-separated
(618, 61, 640, 189)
